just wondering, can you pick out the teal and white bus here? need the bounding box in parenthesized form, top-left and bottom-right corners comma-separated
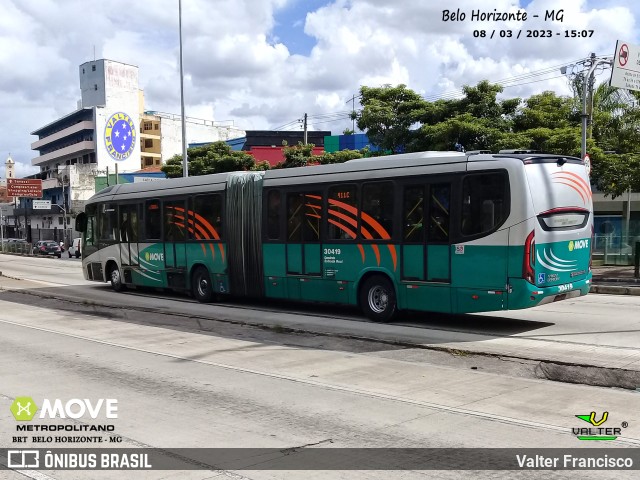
(76, 151, 593, 322)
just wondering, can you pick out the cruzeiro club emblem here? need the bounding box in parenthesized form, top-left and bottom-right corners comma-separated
(105, 112, 136, 161)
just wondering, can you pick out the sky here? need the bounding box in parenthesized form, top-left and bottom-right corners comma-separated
(0, 0, 636, 177)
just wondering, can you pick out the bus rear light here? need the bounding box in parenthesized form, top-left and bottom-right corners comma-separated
(523, 230, 535, 284)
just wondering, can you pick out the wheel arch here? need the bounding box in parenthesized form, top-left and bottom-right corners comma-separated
(104, 258, 120, 283)
(188, 262, 211, 288)
(355, 268, 396, 308)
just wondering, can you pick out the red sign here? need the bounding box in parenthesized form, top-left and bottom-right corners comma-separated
(7, 178, 43, 198)
(619, 43, 629, 66)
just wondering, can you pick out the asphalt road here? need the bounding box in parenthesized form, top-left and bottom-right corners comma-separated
(1, 255, 640, 479)
(1, 254, 639, 372)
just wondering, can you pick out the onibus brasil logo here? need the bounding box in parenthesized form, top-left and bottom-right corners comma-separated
(573, 411, 627, 441)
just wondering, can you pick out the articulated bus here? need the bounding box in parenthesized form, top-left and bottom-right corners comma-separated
(75, 151, 593, 322)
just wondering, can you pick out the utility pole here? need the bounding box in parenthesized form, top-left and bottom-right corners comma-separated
(303, 113, 308, 145)
(580, 53, 613, 159)
(346, 94, 357, 132)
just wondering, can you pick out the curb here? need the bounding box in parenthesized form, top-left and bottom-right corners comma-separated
(590, 284, 640, 295)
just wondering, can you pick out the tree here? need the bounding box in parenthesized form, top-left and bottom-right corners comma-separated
(161, 141, 259, 178)
(356, 84, 427, 153)
(278, 141, 319, 168)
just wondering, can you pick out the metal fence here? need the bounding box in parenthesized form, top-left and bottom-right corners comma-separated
(593, 234, 640, 265)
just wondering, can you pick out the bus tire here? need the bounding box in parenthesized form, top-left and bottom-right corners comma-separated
(359, 275, 397, 323)
(192, 266, 213, 303)
(109, 264, 126, 292)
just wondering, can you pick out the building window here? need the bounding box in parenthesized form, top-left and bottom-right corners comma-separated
(144, 139, 153, 148)
(154, 124, 159, 130)
(145, 158, 153, 166)
(92, 65, 96, 72)
(59, 217, 64, 225)
(143, 122, 152, 131)
(94, 84, 98, 91)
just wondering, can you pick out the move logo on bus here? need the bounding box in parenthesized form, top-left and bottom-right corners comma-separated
(568, 239, 589, 251)
(144, 252, 164, 261)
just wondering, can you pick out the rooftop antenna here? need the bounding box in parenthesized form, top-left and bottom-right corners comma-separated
(93, 45, 96, 61)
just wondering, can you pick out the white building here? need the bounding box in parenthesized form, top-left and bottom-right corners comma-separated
(28, 59, 244, 241)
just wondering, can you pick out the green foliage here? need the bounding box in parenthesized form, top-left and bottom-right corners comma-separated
(591, 153, 640, 198)
(320, 149, 363, 164)
(354, 80, 640, 198)
(161, 141, 260, 178)
(356, 84, 427, 153)
(281, 141, 318, 168)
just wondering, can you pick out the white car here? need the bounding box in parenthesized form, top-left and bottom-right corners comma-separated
(68, 237, 82, 258)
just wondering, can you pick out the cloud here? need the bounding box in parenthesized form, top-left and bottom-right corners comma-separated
(0, 0, 636, 177)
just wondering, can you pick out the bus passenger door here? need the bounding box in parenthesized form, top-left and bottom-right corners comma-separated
(164, 199, 188, 289)
(401, 183, 452, 312)
(118, 204, 140, 275)
(285, 192, 322, 300)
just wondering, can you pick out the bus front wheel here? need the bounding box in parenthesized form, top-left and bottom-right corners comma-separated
(109, 264, 126, 292)
(359, 275, 397, 323)
(192, 267, 213, 303)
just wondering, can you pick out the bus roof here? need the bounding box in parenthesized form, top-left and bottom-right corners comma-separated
(86, 151, 583, 203)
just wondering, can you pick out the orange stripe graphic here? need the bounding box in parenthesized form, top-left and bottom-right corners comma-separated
(553, 179, 587, 204)
(557, 171, 592, 196)
(552, 173, 592, 199)
(552, 173, 591, 198)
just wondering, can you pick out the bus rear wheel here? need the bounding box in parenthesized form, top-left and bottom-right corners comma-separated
(359, 275, 397, 323)
(109, 264, 126, 292)
(192, 266, 213, 303)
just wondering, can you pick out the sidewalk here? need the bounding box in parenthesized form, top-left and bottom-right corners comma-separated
(590, 264, 640, 295)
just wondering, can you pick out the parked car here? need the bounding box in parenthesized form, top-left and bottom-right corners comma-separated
(68, 237, 82, 258)
(32, 240, 62, 258)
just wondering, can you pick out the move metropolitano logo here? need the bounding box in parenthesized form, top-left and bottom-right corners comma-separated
(10, 396, 118, 421)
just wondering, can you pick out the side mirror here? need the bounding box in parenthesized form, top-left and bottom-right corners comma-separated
(75, 212, 87, 232)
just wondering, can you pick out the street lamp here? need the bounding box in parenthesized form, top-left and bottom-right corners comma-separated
(179, 0, 188, 177)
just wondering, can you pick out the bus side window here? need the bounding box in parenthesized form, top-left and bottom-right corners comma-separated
(428, 184, 450, 242)
(192, 194, 223, 240)
(98, 203, 117, 241)
(164, 199, 186, 242)
(145, 200, 161, 240)
(267, 190, 281, 240)
(403, 186, 424, 242)
(327, 185, 358, 240)
(362, 182, 394, 240)
(461, 173, 508, 236)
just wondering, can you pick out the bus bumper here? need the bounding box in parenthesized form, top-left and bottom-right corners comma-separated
(508, 274, 592, 310)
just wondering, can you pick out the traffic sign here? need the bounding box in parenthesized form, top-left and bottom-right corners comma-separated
(32, 200, 52, 210)
(610, 40, 640, 92)
(7, 178, 43, 198)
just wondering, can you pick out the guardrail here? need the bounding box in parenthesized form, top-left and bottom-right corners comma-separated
(1, 243, 33, 255)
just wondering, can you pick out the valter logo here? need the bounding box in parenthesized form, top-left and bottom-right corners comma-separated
(573, 411, 627, 441)
(10, 397, 117, 421)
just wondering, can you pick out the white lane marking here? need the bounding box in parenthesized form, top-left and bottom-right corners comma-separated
(1, 318, 639, 447)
